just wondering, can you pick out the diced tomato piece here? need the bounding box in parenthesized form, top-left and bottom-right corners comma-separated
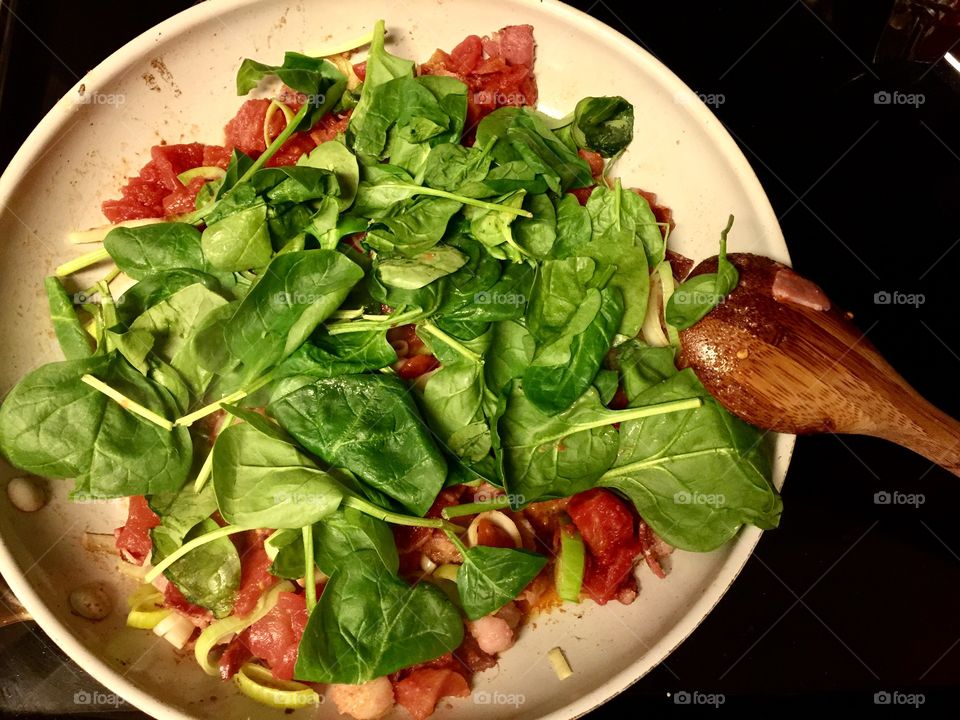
(225, 99, 281, 156)
(148, 143, 205, 191)
(637, 520, 667, 579)
(474, 518, 515, 549)
(608, 386, 630, 411)
(578, 148, 604, 177)
(218, 635, 252, 680)
(387, 324, 427, 357)
(482, 25, 536, 67)
(569, 186, 596, 206)
(114, 496, 160, 565)
(244, 591, 309, 681)
(232, 533, 278, 616)
(265, 131, 317, 167)
(393, 668, 470, 720)
(161, 176, 205, 216)
(202, 144, 232, 168)
(566, 489, 635, 559)
(449, 35, 484, 74)
(397, 354, 440, 379)
(353, 61, 367, 81)
(308, 109, 353, 145)
(582, 540, 642, 605)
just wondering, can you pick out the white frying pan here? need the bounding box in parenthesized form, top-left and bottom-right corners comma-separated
(0, 1, 793, 717)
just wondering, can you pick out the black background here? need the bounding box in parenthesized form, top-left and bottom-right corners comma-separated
(1, 0, 959, 716)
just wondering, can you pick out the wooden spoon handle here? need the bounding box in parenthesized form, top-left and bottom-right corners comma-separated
(869, 389, 960, 476)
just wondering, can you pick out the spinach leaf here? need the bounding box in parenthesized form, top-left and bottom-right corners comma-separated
(224, 250, 363, 381)
(593, 368, 619, 405)
(269, 374, 447, 516)
(148, 481, 218, 540)
(295, 550, 463, 684)
(249, 166, 341, 204)
(201, 203, 272, 273)
(271, 328, 397, 382)
(617, 340, 677, 400)
(298, 140, 360, 210)
(600, 361, 781, 552)
(271, 508, 398, 578)
(665, 215, 739, 330)
(364, 196, 463, 256)
(447, 533, 547, 620)
(118, 283, 228, 397)
(552, 193, 592, 258)
(462, 190, 526, 261)
(236, 52, 346, 121)
(571, 96, 634, 157)
(0, 353, 191, 498)
(152, 518, 240, 618)
(522, 287, 623, 415)
(498, 384, 620, 503)
(115, 270, 222, 328)
(104, 223, 211, 280)
(212, 422, 343, 529)
(585, 182, 664, 269)
(513, 193, 557, 259)
(377, 245, 467, 289)
(525, 256, 599, 345)
(44, 276, 92, 360)
(484, 320, 535, 395)
(348, 19, 416, 151)
(421, 361, 491, 463)
(498, 110, 593, 192)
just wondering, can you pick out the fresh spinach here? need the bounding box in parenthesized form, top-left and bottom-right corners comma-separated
(270, 374, 447, 516)
(665, 215, 738, 330)
(571, 96, 634, 157)
(104, 223, 212, 280)
(295, 550, 463, 684)
(44, 276, 92, 360)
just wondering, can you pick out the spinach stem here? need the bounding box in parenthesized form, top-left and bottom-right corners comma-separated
(375, 184, 533, 218)
(263, 100, 296, 149)
(441, 496, 511, 519)
(325, 308, 423, 335)
(80, 374, 173, 431)
(240, 102, 310, 183)
(417, 322, 482, 364)
(302, 526, 317, 612)
(194, 413, 241, 492)
(80, 265, 120, 298)
(55, 248, 111, 277)
(174, 375, 273, 427)
(144, 525, 247, 583)
(599, 447, 724, 479)
(343, 495, 460, 534)
(557, 397, 701, 438)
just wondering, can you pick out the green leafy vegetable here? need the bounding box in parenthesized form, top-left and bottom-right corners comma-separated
(44, 276, 92, 360)
(571, 96, 634, 157)
(665, 215, 738, 330)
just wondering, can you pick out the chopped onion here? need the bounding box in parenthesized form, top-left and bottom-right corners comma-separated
(126, 585, 171, 630)
(235, 662, 320, 709)
(420, 554, 438, 574)
(548, 647, 573, 680)
(640, 268, 669, 347)
(466, 511, 522, 549)
(152, 611, 195, 649)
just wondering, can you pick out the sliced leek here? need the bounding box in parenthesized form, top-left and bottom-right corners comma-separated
(234, 662, 319, 709)
(194, 581, 295, 676)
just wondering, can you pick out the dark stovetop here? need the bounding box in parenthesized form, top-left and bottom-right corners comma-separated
(2, 0, 960, 716)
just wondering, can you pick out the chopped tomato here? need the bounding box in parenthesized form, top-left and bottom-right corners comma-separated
(232, 533, 278, 616)
(161, 176, 205, 216)
(309, 109, 353, 145)
(387, 324, 427, 357)
(420, 25, 537, 132)
(608, 386, 630, 410)
(474, 518, 515, 549)
(353, 61, 367, 81)
(101, 142, 221, 222)
(218, 635, 252, 680)
(582, 540, 641, 605)
(578, 148, 604, 177)
(243, 591, 309, 681)
(397, 354, 440, 379)
(393, 668, 470, 720)
(114, 496, 160, 565)
(566, 489, 635, 559)
(569, 185, 595, 206)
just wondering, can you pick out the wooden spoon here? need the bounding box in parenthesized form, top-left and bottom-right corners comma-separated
(675, 253, 960, 476)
